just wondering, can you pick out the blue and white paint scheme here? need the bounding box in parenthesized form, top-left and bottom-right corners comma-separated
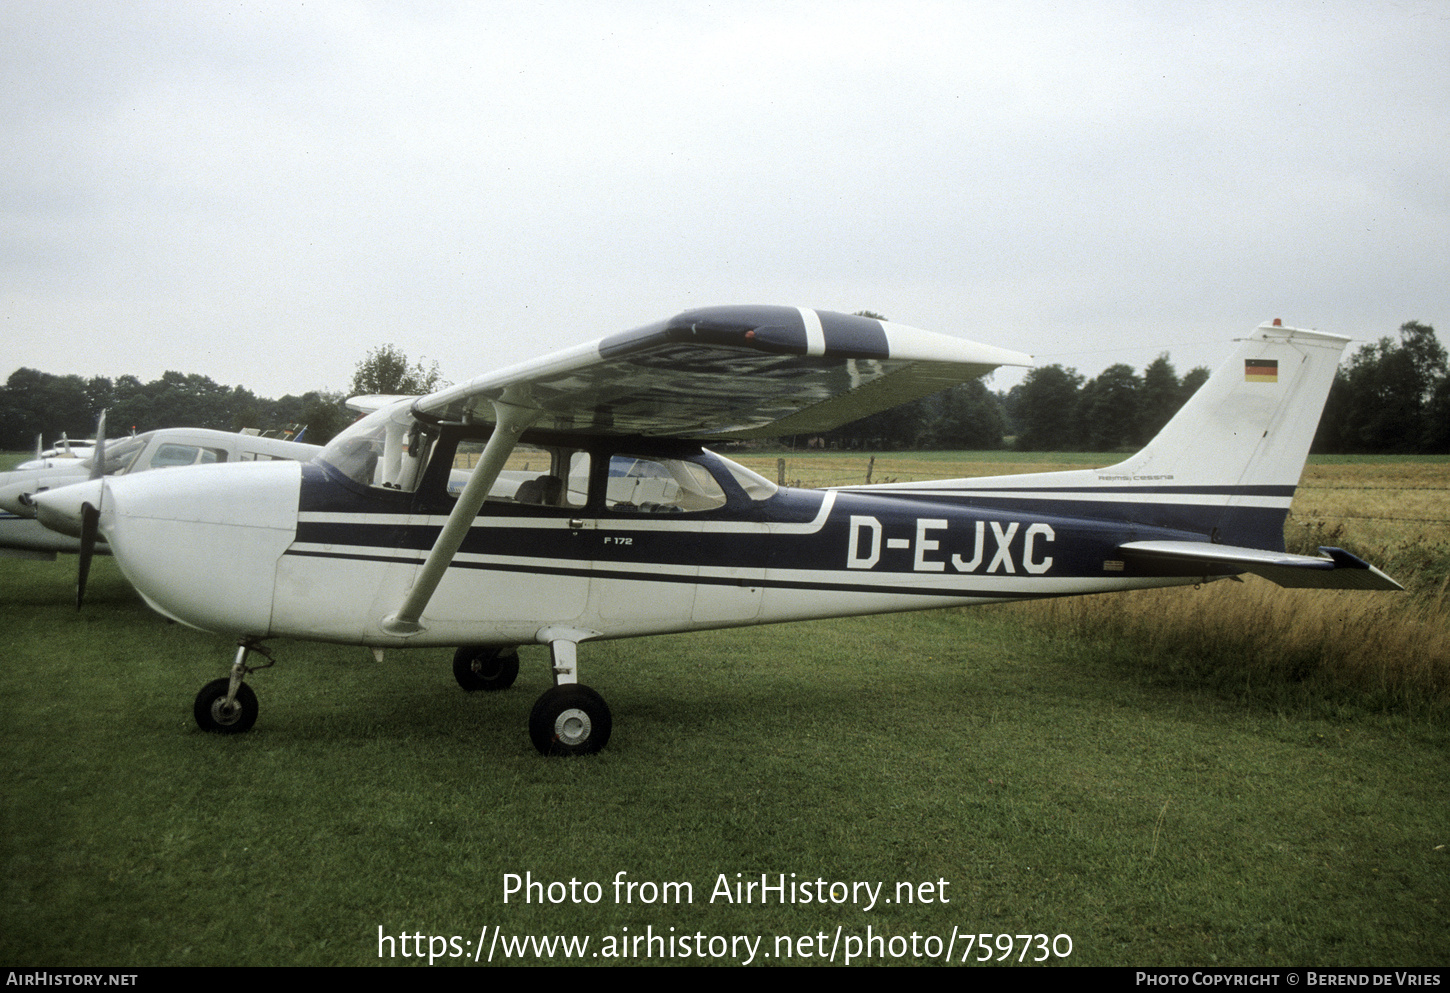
(30, 307, 1400, 755)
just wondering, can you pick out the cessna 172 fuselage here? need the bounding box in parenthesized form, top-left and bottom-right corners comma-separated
(30, 306, 1400, 755)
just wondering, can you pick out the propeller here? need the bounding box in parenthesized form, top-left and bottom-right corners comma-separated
(76, 502, 100, 610)
(76, 410, 106, 610)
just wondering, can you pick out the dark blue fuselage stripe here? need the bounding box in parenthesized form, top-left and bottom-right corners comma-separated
(859, 484, 1296, 498)
(598, 306, 891, 362)
(281, 547, 1059, 600)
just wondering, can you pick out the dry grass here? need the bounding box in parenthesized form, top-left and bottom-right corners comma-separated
(1004, 457, 1450, 718)
(1008, 580, 1449, 714)
(733, 449, 1450, 717)
(1290, 461, 1450, 588)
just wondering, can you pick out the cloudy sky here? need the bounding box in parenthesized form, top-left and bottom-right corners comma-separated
(3, 0, 1446, 401)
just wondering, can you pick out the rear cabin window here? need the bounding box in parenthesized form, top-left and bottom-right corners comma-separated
(450, 441, 590, 510)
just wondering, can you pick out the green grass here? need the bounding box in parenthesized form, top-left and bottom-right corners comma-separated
(2, 558, 1446, 967)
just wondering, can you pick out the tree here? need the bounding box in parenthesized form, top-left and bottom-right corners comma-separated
(918, 380, 1007, 449)
(1075, 364, 1142, 451)
(1313, 321, 1447, 454)
(1179, 366, 1210, 401)
(0, 368, 94, 449)
(265, 390, 352, 445)
(1137, 354, 1181, 443)
(350, 344, 447, 397)
(1011, 364, 1084, 451)
(1321, 321, 1447, 453)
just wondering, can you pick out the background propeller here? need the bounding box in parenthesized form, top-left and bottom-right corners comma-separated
(75, 411, 106, 610)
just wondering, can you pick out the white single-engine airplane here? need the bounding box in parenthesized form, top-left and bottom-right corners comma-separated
(31, 307, 1400, 755)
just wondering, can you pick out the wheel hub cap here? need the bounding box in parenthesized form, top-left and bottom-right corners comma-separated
(554, 708, 591, 746)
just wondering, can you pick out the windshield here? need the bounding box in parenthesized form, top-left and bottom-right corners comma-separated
(82, 434, 149, 475)
(317, 408, 393, 486)
(316, 403, 430, 490)
(706, 450, 778, 500)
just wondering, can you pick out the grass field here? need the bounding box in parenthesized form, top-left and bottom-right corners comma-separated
(2, 451, 1447, 967)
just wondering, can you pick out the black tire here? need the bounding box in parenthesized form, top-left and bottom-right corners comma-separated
(452, 646, 520, 692)
(528, 684, 612, 756)
(194, 678, 258, 734)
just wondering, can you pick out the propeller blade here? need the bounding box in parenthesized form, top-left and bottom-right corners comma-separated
(76, 502, 99, 610)
(90, 410, 107, 481)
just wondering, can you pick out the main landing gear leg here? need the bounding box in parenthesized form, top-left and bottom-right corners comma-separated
(193, 639, 275, 734)
(528, 639, 612, 756)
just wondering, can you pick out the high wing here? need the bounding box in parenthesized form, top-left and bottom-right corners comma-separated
(411, 306, 1032, 439)
(381, 305, 1031, 635)
(346, 395, 419, 415)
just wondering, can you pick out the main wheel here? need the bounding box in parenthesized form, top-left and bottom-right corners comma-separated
(453, 646, 520, 692)
(194, 678, 259, 734)
(528, 684, 612, 756)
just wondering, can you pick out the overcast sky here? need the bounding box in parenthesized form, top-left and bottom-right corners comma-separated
(3, 0, 1446, 403)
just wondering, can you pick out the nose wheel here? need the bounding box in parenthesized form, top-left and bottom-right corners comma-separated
(194, 679, 259, 733)
(194, 639, 273, 734)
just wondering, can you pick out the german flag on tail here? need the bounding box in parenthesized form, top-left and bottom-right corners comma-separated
(1245, 358, 1278, 383)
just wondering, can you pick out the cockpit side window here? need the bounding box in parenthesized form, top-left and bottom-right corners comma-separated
(149, 445, 227, 468)
(448, 440, 590, 510)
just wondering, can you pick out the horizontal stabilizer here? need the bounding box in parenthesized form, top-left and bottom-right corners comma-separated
(1118, 541, 1403, 591)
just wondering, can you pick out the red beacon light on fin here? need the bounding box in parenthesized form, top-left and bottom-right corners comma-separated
(1272, 318, 1282, 326)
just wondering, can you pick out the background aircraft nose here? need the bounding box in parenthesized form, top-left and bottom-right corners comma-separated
(85, 461, 302, 635)
(0, 481, 41, 518)
(30, 479, 103, 538)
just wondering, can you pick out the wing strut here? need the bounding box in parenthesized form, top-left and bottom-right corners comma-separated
(380, 398, 540, 636)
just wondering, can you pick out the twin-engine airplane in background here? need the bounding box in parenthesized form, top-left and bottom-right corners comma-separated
(31, 306, 1401, 755)
(1, 427, 319, 561)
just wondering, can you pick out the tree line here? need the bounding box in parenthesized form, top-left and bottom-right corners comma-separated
(0, 369, 352, 451)
(0, 343, 443, 452)
(1313, 321, 1448, 454)
(786, 320, 1446, 454)
(2, 324, 1443, 454)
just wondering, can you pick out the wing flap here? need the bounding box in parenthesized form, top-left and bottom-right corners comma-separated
(412, 306, 1031, 439)
(1119, 540, 1403, 591)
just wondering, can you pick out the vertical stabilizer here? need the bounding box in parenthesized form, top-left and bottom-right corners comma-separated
(864, 321, 1350, 553)
(1107, 322, 1348, 489)
(1100, 321, 1348, 546)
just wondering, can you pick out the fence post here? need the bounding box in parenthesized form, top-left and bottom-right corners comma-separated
(777, 458, 786, 486)
(865, 456, 875, 485)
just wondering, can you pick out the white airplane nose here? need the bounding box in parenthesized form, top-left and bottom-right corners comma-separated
(30, 479, 104, 537)
(0, 481, 40, 518)
(97, 461, 302, 635)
